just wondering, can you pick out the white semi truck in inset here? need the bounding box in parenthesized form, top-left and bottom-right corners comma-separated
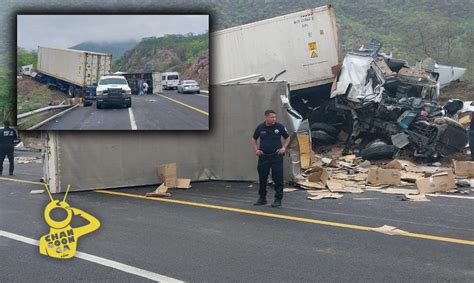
(34, 46, 113, 105)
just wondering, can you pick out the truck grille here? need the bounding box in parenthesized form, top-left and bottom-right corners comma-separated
(107, 88, 123, 96)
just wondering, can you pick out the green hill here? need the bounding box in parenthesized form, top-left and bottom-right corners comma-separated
(113, 32, 208, 73)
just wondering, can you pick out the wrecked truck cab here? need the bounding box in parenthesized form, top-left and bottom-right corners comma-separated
(315, 39, 467, 158)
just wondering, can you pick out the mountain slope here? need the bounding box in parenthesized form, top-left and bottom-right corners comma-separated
(113, 33, 209, 87)
(70, 40, 138, 62)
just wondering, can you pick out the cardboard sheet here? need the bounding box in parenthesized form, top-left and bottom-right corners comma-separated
(367, 168, 401, 185)
(416, 171, 456, 194)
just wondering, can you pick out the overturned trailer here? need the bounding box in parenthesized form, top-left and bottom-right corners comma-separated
(43, 81, 308, 193)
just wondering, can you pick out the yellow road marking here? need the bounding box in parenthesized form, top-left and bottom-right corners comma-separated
(158, 94, 209, 116)
(0, 177, 43, 185)
(95, 190, 474, 246)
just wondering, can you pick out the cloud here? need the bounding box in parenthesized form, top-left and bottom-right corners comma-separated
(17, 15, 208, 50)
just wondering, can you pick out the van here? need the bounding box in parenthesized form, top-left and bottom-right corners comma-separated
(161, 72, 180, 90)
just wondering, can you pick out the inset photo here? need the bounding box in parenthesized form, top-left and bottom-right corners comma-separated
(17, 14, 209, 130)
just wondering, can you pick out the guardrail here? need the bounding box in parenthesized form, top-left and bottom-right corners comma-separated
(18, 104, 71, 119)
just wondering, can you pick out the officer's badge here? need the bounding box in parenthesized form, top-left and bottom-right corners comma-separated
(274, 129, 279, 134)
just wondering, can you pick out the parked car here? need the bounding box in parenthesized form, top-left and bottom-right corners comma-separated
(177, 80, 200, 94)
(96, 75, 132, 109)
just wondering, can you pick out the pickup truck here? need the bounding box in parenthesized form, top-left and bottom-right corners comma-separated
(96, 75, 132, 109)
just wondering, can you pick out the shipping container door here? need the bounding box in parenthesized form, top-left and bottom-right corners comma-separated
(152, 72, 162, 93)
(85, 54, 96, 86)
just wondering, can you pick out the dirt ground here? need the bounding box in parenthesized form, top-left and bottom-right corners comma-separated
(17, 75, 69, 114)
(438, 80, 474, 104)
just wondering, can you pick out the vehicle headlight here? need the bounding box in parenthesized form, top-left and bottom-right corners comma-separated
(97, 90, 103, 96)
(126, 89, 131, 95)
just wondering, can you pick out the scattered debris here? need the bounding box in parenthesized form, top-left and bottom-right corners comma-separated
(16, 156, 41, 164)
(416, 171, 456, 194)
(369, 225, 409, 236)
(30, 189, 45, 194)
(307, 191, 344, 200)
(147, 163, 192, 197)
(157, 163, 192, 189)
(456, 179, 471, 188)
(146, 184, 171, 197)
(402, 194, 430, 202)
(382, 188, 419, 195)
(283, 188, 299, 193)
(453, 160, 474, 178)
(310, 39, 468, 159)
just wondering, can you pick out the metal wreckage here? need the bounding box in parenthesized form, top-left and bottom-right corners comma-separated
(307, 39, 468, 159)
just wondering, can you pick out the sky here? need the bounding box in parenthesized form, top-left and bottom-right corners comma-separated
(17, 15, 209, 50)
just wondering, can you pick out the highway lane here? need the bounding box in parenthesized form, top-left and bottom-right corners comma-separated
(1, 151, 473, 282)
(38, 90, 209, 130)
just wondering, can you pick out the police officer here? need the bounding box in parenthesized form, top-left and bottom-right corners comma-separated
(470, 112, 474, 161)
(0, 121, 18, 176)
(251, 110, 290, 207)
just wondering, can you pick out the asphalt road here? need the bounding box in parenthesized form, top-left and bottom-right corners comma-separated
(1, 151, 473, 282)
(38, 90, 209, 130)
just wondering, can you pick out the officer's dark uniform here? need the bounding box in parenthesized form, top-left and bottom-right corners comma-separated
(253, 122, 289, 201)
(0, 126, 18, 175)
(470, 116, 474, 161)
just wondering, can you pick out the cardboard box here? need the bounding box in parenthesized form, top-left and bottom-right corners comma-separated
(458, 112, 471, 127)
(176, 178, 191, 189)
(146, 184, 171, 197)
(367, 168, 401, 185)
(307, 165, 329, 185)
(453, 160, 474, 178)
(158, 163, 177, 188)
(383, 160, 403, 170)
(416, 171, 456, 194)
(297, 133, 311, 169)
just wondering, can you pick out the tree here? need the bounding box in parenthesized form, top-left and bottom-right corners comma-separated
(0, 70, 14, 124)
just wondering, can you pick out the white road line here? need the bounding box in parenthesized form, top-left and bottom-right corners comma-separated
(0, 230, 183, 283)
(426, 194, 474, 200)
(128, 107, 138, 130)
(194, 94, 209, 98)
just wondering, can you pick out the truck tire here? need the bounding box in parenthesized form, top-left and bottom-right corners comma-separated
(83, 99, 92, 107)
(73, 88, 82, 98)
(96, 102, 102, 109)
(311, 130, 337, 144)
(310, 122, 339, 137)
(127, 101, 132, 108)
(361, 143, 399, 160)
(67, 86, 75, 98)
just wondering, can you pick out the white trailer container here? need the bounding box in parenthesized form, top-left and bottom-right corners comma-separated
(211, 5, 339, 90)
(37, 46, 112, 96)
(42, 81, 306, 193)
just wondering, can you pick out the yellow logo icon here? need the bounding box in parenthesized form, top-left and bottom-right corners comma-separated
(311, 51, 318, 58)
(39, 184, 100, 259)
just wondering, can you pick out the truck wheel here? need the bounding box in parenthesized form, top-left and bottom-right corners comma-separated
(361, 143, 399, 160)
(73, 88, 81, 98)
(310, 123, 339, 137)
(127, 101, 132, 108)
(311, 130, 337, 144)
(68, 86, 75, 98)
(96, 102, 102, 109)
